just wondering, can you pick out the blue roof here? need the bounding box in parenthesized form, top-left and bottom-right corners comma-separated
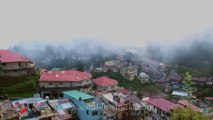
(60, 103, 73, 109)
(12, 97, 43, 104)
(63, 90, 94, 101)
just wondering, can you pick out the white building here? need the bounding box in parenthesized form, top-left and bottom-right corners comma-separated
(138, 72, 150, 83)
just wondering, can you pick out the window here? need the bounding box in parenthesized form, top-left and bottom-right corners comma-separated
(86, 110, 89, 115)
(111, 86, 115, 89)
(18, 62, 21, 67)
(103, 87, 107, 91)
(58, 82, 63, 85)
(48, 82, 54, 85)
(92, 111, 98, 116)
(2, 63, 6, 66)
(86, 80, 90, 83)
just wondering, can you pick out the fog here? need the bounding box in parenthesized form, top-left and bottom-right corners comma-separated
(144, 32, 213, 76)
(9, 39, 121, 70)
(7, 31, 213, 75)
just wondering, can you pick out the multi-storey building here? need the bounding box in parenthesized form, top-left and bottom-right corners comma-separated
(39, 70, 93, 99)
(120, 66, 138, 80)
(0, 50, 35, 76)
(63, 90, 103, 120)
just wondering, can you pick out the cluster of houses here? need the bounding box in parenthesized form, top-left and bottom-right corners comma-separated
(141, 59, 166, 80)
(156, 73, 213, 94)
(95, 60, 142, 81)
(1, 88, 211, 120)
(1, 67, 211, 119)
(1, 50, 213, 119)
(94, 58, 167, 83)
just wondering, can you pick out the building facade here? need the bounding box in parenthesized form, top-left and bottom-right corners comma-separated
(63, 90, 103, 120)
(39, 70, 93, 99)
(138, 72, 150, 83)
(0, 50, 35, 76)
(120, 66, 138, 81)
(147, 98, 179, 116)
(92, 76, 118, 92)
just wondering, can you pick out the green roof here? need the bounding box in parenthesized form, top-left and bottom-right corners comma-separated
(63, 90, 94, 100)
(51, 68, 64, 71)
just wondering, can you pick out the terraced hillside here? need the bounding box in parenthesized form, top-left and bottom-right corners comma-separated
(0, 72, 39, 98)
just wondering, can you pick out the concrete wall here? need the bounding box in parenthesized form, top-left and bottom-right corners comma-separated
(96, 85, 117, 92)
(63, 94, 103, 120)
(0, 69, 29, 76)
(120, 67, 137, 80)
(39, 79, 92, 88)
(151, 105, 166, 116)
(139, 77, 149, 83)
(105, 61, 115, 66)
(2, 62, 34, 70)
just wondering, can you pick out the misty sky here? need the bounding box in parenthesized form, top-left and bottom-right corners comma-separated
(0, 0, 213, 49)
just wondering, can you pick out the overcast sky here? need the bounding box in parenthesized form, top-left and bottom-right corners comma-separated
(0, 0, 213, 49)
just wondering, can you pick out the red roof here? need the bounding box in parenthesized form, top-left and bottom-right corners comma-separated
(39, 68, 47, 73)
(191, 77, 207, 83)
(125, 95, 141, 104)
(39, 70, 92, 82)
(148, 98, 175, 112)
(205, 97, 213, 101)
(167, 74, 181, 81)
(0, 50, 31, 63)
(92, 76, 118, 87)
(178, 100, 202, 112)
(116, 89, 130, 95)
(170, 104, 184, 110)
(156, 79, 169, 83)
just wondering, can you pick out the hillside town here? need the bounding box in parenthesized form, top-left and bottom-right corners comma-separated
(0, 49, 213, 120)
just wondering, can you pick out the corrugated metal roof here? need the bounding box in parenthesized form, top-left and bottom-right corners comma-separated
(148, 98, 175, 112)
(0, 50, 31, 63)
(60, 103, 73, 109)
(172, 91, 188, 97)
(39, 70, 92, 82)
(51, 68, 64, 71)
(92, 76, 118, 87)
(63, 90, 94, 100)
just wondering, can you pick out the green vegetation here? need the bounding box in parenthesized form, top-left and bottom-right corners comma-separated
(177, 66, 212, 77)
(165, 65, 211, 77)
(136, 91, 143, 99)
(196, 85, 213, 98)
(183, 72, 196, 102)
(92, 72, 142, 91)
(170, 72, 208, 120)
(171, 72, 208, 120)
(0, 70, 39, 98)
(92, 72, 162, 96)
(171, 108, 208, 120)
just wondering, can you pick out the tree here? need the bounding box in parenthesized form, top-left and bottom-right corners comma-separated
(171, 108, 208, 120)
(137, 90, 143, 99)
(183, 72, 196, 108)
(143, 84, 161, 97)
(76, 60, 84, 72)
(170, 72, 207, 120)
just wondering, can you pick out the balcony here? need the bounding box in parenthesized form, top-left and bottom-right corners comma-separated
(40, 83, 93, 91)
